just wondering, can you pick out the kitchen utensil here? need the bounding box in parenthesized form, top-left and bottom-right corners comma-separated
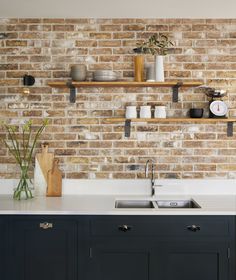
(140, 106, 151, 118)
(154, 106, 166, 118)
(94, 70, 116, 76)
(93, 70, 117, 81)
(47, 159, 62, 197)
(146, 64, 155, 82)
(134, 55, 144, 82)
(125, 106, 137, 118)
(70, 64, 87, 81)
(93, 76, 117, 81)
(189, 108, 204, 118)
(209, 101, 228, 117)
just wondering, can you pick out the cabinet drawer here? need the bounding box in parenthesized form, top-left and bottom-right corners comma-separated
(90, 216, 231, 239)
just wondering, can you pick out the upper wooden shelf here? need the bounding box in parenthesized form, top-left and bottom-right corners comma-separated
(48, 80, 203, 103)
(48, 81, 202, 88)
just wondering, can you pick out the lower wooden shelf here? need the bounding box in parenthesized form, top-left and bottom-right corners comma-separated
(103, 118, 236, 137)
(104, 117, 236, 123)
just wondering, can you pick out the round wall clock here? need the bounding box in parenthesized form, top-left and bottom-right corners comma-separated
(209, 100, 228, 117)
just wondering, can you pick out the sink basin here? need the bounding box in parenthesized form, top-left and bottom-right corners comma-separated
(115, 200, 155, 209)
(156, 199, 201, 209)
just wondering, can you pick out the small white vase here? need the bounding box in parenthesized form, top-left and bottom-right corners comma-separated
(154, 106, 166, 118)
(125, 106, 137, 119)
(155, 55, 165, 82)
(140, 106, 152, 118)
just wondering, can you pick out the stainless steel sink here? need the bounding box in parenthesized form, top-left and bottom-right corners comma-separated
(156, 199, 201, 209)
(115, 200, 155, 209)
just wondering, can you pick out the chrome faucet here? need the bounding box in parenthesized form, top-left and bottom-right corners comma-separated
(145, 159, 155, 196)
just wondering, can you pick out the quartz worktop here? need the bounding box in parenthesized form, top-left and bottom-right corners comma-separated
(0, 194, 235, 215)
(0, 179, 236, 215)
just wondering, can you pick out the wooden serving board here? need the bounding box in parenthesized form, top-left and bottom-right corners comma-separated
(36, 144, 54, 181)
(47, 159, 62, 197)
(34, 143, 54, 196)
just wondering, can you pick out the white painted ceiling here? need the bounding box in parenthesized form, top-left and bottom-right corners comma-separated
(1, 0, 236, 18)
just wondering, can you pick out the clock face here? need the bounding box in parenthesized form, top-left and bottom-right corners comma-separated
(210, 100, 228, 116)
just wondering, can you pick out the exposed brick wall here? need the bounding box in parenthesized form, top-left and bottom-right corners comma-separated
(0, 18, 236, 179)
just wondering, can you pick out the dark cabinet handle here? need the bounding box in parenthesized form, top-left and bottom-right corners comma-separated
(118, 225, 132, 232)
(187, 225, 200, 232)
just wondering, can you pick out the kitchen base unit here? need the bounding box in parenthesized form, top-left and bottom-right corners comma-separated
(0, 215, 235, 280)
(7, 217, 78, 280)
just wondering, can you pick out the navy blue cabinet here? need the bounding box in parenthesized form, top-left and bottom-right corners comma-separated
(0, 215, 234, 280)
(89, 238, 153, 280)
(8, 216, 77, 280)
(153, 242, 230, 280)
(88, 216, 235, 280)
(0, 218, 6, 280)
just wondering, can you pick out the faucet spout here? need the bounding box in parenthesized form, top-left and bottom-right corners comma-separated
(145, 159, 155, 196)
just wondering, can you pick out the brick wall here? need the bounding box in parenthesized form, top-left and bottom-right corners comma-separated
(0, 18, 236, 180)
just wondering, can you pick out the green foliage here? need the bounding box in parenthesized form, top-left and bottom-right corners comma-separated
(1, 119, 48, 168)
(1, 119, 48, 200)
(134, 34, 174, 56)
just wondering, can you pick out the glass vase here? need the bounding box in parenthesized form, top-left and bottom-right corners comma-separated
(14, 164, 33, 200)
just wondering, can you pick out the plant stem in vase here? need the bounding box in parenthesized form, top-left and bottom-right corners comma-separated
(1, 119, 48, 200)
(14, 162, 33, 200)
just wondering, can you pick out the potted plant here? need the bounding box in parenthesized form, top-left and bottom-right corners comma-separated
(134, 34, 174, 82)
(1, 119, 48, 200)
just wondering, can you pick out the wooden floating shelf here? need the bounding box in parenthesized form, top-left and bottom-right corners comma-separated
(48, 80, 203, 103)
(104, 118, 236, 124)
(103, 118, 236, 138)
(48, 81, 202, 88)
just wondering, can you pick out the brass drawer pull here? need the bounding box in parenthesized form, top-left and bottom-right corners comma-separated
(39, 222, 53, 229)
(187, 225, 200, 232)
(118, 225, 132, 232)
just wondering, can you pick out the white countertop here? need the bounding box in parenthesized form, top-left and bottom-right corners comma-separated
(0, 179, 236, 215)
(0, 194, 235, 215)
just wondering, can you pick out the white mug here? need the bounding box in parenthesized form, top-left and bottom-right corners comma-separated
(154, 106, 166, 118)
(125, 106, 137, 119)
(140, 106, 152, 118)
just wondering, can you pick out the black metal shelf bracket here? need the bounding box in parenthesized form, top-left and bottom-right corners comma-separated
(67, 80, 76, 103)
(124, 119, 131, 137)
(227, 122, 234, 137)
(172, 82, 183, 102)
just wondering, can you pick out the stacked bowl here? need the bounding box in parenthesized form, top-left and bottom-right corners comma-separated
(93, 70, 117, 81)
(70, 65, 87, 81)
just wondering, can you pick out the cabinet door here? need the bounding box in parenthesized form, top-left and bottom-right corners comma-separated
(153, 242, 229, 280)
(0, 218, 6, 280)
(90, 238, 152, 280)
(9, 217, 77, 280)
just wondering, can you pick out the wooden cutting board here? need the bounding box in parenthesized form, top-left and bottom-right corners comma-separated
(47, 159, 62, 197)
(36, 143, 54, 181)
(34, 143, 54, 196)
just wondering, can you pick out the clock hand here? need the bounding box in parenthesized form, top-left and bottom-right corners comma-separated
(217, 104, 220, 111)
